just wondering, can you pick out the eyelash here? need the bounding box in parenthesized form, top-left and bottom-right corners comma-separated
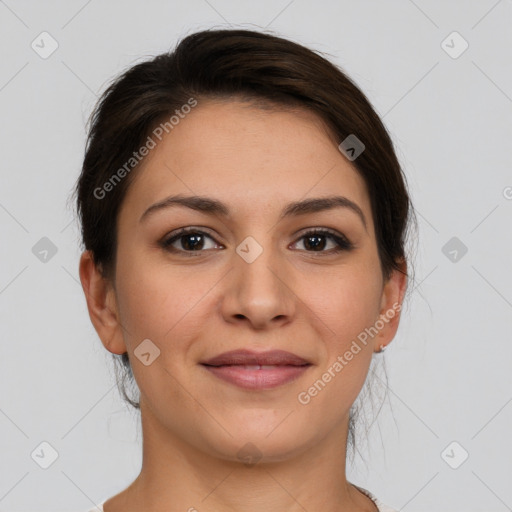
(160, 227, 354, 256)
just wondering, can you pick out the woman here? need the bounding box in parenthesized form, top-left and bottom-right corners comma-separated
(75, 28, 413, 512)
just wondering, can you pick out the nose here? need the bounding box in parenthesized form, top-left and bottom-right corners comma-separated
(220, 242, 296, 330)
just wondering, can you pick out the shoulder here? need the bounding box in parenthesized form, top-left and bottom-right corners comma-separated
(86, 502, 104, 512)
(353, 484, 399, 512)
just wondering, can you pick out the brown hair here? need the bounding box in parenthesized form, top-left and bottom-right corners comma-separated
(72, 28, 416, 464)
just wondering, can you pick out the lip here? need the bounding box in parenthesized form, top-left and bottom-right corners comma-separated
(200, 349, 312, 390)
(200, 349, 310, 366)
(201, 364, 311, 390)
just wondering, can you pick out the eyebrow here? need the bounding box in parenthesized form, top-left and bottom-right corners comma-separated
(139, 194, 367, 230)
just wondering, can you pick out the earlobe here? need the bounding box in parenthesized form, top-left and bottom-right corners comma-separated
(78, 251, 127, 355)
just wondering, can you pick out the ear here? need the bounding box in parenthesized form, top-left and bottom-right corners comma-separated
(373, 259, 408, 352)
(78, 250, 127, 355)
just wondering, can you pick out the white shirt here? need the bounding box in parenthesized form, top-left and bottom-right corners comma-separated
(88, 486, 397, 512)
(355, 485, 399, 512)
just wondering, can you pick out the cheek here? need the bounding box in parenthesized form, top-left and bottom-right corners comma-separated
(114, 254, 217, 356)
(113, 262, 208, 401)
(294, 269, 381, 416)
(303, 263, 382, 343)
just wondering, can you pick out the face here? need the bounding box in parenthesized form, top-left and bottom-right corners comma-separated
(80, 99, 406, 463)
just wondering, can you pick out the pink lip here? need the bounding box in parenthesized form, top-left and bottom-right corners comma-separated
(201, 364, 311, 390)
(200, 349, 312, 390)
(201, 349, 310, 366)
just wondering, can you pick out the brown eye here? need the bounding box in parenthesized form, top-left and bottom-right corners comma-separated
(161, 228, 223, 254)
(291, 229, 353, 253)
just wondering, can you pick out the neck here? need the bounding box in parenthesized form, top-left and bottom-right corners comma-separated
(108, 400, 377, 512)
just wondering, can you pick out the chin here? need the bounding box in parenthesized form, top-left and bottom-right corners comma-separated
(204, 418, 313, 464)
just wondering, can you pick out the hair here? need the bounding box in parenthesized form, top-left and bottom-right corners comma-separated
(72, 28, 417, 466)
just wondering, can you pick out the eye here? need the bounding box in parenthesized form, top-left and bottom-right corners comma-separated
(160, 227, 223, 255)
(160, 227, 354, 256)
(290, 228, 354, 253)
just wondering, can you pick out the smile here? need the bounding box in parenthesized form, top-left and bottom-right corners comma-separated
(201, 363, 312, 390)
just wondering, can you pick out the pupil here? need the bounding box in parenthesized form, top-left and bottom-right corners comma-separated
(183, 234, 203, 250)
(305, 234, 325, 251)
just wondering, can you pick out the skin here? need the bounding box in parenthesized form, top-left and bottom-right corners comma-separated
(79, 99, 407, 512)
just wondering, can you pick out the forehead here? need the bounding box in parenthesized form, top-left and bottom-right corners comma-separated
(120, 100, 372, 227)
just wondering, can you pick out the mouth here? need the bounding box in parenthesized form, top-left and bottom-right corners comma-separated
(200, 348, 311, 367)
(200, 349, 312, 390)
(200, 364, 312, 390)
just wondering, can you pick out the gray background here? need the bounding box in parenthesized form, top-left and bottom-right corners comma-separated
(1, 1, 511, 511)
